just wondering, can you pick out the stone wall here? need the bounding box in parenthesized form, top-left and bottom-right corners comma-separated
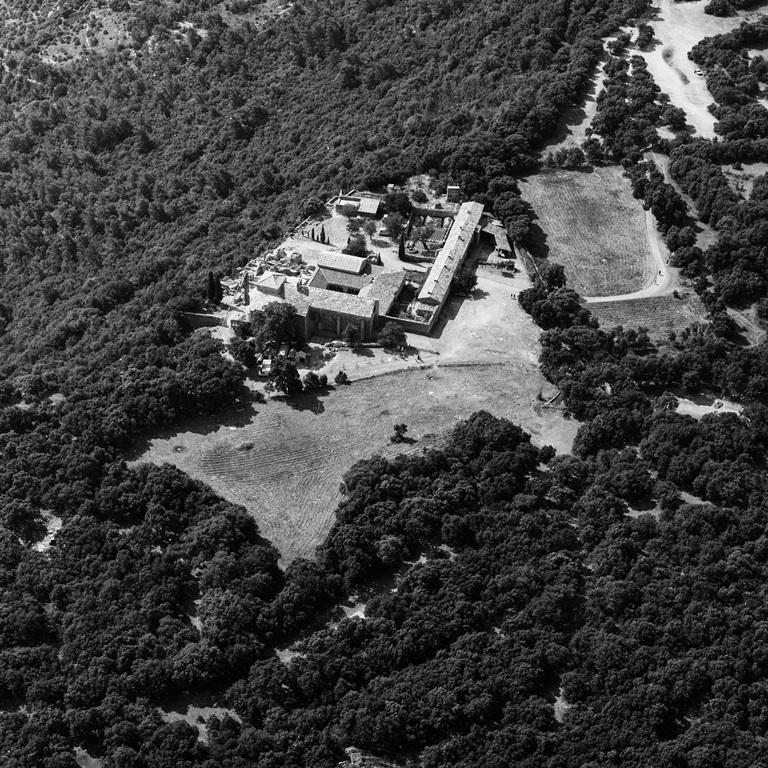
(179, 312, 226, 329)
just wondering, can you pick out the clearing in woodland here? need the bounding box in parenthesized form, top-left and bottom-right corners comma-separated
(521, 167, 655, 297)
(134, 364, 577, 566)
(135, 261, 577, 566)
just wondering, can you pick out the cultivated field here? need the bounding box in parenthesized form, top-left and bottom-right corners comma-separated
(588, 293, 706, 339)
(135, 364, 578, 565)
(521, 168, 656, 297)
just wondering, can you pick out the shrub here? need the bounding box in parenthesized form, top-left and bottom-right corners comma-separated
(302, 371, 321, 389)
(378, 321, 407, 349)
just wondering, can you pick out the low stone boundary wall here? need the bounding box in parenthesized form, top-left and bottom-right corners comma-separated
(179, 312, 226, 329)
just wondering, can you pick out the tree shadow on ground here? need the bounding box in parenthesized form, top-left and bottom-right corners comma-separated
(431, 293, 470, 339)
(391, 435, 417, 446)
(546, 105, 588, 146)
(640, 37, 663, 53)
(470, 288, 490, 301)
(283, 388, 332, 414)
(125, 402, 261, 460)
(352, 346, 375, 357)
(726, 322, 753, 348)
(526, 222, 550, 259)
(631, 495, 661, 513)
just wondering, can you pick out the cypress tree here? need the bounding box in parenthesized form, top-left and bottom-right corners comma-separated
(320, 225, 326, 244)
(398, 232, 405, 261)
(215, 275, 224, 303)
(207, 271, 216, 301)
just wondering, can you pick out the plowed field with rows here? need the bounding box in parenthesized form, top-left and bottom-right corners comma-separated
(521, 168, 655, 297)
(589, 294, 706, 339)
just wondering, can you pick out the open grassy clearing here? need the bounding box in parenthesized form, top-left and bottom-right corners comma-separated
(588, 293, 706, 339)
(727, 305, 767, 347)
(521, 168, 655, 297)
(543, 60, 607, 154)
(410, 266, 541, 365)
(676, 396, 742, 419)
(722, 162, 768, 200)
(163, 705, 241, 745)
(21, 0, 291, 67)
(74, 747, 102, 768)
(215, 0, 293, 30)
(134, 363, 577, 566)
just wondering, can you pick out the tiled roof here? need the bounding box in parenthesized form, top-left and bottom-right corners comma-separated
(418, 201, 484, 305)
(359, 270, 405, 315)
(284, 284, 377, 320)
(317, 251, 367, 274)
(357, 197, 380, 215)
(310, 264, 383, 292)
(482, 221, 513, 253)
(309, 288, 377, 318)
(255, 272, 286, 290)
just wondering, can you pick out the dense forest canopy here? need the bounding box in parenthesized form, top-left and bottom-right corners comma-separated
(4, 0, 768, 765)
(0, 0, 645, 381)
